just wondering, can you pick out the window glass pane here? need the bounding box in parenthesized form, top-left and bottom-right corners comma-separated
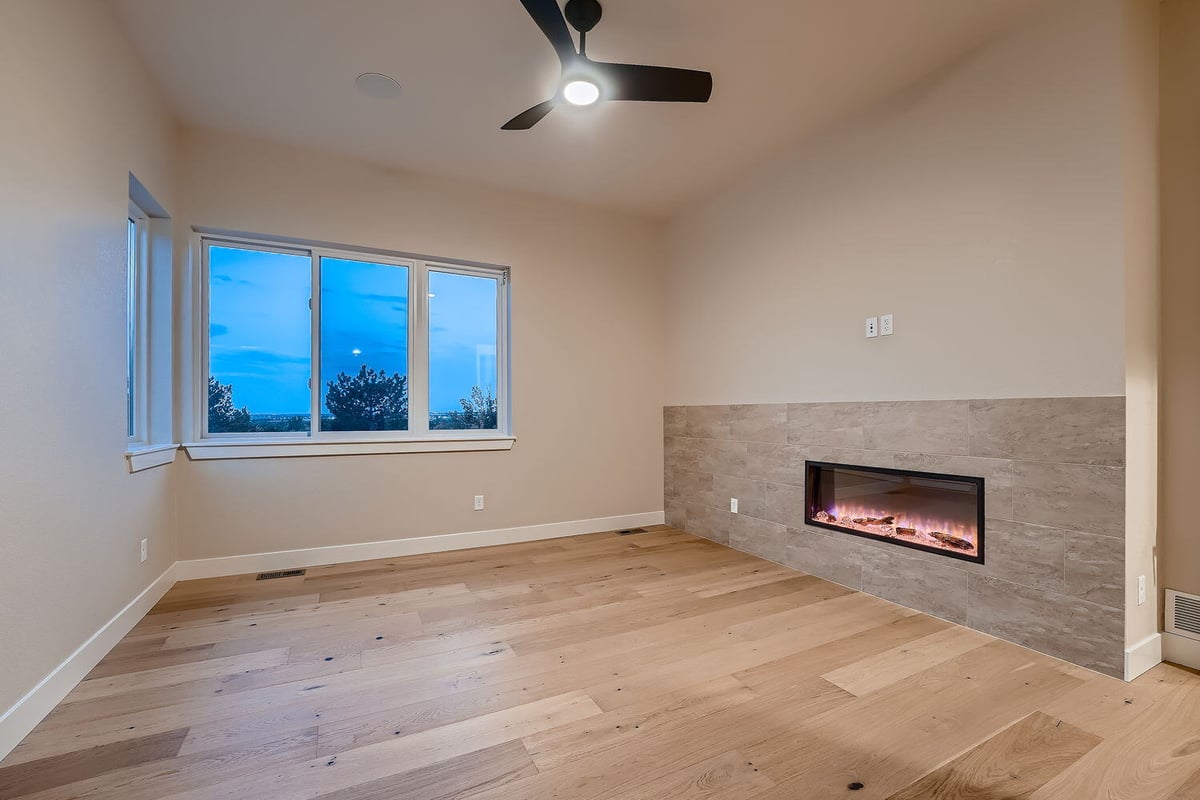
(320, 258, 409, 431)
(208, 245, 312, 434)
(428, 271, 499, 430)
(126, 218, 136, 439)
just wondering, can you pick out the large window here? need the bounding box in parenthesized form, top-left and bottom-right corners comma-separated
(199, 236, 509, 441)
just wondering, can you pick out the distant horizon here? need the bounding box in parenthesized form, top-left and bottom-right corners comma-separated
(208, 246, 497, 416)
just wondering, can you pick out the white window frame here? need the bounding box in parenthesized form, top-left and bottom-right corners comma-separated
(124, 176, 180, 473)
(186, 231, 513, 460)
(127, 202, 150, 445)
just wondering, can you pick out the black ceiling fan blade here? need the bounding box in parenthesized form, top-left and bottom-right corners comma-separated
(593, 61, 713, 103)
(502, 98, 559, 130)
(518, 0, 576, 66)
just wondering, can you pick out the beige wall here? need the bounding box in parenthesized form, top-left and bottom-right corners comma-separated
(1160, 0, 1200, 599)
(665, 0, 1127, 406)
(174, 128, 666, 560)
(0, 2, 178, 715)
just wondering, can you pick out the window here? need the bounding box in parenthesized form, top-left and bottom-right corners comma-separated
(320, 256, 410, 432)
(429, 270, 499, 431)
(197, 235, 510, 448)
(127, 203, 147, 442)
(207, 244, 311, 434)
(125, 174, 178, 471)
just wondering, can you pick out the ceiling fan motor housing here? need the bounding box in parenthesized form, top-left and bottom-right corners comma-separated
(564, 0, 602, 33)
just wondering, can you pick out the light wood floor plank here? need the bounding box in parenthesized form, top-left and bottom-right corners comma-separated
(885, 711, 1101, 799)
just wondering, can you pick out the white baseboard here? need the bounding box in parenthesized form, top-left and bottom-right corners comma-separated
(175, 512, 666, 580)
(0, 563, 177, 761)
(1124, 632, 1163, 681)
(1163, 631, 1200, 671)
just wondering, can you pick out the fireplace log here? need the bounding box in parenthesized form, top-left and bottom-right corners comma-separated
(895, 527, 917, 537)
(930, 531, 973, 551)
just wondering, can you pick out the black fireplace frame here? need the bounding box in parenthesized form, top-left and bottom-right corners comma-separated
(804, 460, 986, 564)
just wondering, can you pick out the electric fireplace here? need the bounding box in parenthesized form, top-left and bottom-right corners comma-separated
(804, 461, 985, 564)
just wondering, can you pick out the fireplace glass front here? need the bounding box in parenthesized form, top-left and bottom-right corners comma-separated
(804, 461, 984, 563)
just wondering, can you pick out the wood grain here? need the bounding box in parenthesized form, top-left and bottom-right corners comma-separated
(1, 526, 1197, 799)
(886, 712, 1100, 799)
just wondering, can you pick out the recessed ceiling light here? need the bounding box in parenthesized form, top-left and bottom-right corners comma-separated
(563, 79, 600, 106)
(355, 72, 402, 100)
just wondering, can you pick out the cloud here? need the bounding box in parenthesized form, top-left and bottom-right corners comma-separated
(210, 274, 255, 286)
(212, 347, 310, 375)
(362, 293, 408, 305)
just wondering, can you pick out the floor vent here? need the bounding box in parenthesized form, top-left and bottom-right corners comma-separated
(1167, 589, 1200, 641)
(257, 569, 306, 581)
(618, 528, 648, 535)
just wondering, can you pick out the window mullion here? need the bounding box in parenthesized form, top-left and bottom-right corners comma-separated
(310, 253, 321, 439)
(409, 260, 430, 435)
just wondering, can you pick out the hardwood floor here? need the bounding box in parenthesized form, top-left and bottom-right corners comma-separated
(2, 526, 1199, 799)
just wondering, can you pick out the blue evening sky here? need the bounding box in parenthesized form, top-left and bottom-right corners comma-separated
(209, 247, 497, 415)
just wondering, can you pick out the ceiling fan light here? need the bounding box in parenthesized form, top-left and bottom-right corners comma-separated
(563, 79, 600, 106)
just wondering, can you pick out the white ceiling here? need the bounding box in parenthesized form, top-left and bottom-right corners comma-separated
(111, 0, 1045, 218)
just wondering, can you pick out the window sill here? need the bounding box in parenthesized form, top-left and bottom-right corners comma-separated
(182, 436, 516, 461)
(126, 443, 180, 473)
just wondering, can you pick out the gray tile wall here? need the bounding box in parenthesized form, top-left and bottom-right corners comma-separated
(664, 397, 1126, 677)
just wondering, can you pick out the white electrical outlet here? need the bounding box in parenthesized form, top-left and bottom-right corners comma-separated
(865, 317, 878, 338)
(1138, 575, 1146, 605)
(730, 498, 739, 514)
(139, 538, 148, 564)
(474, 495, 485, 511)
(880, 314, 894, 336)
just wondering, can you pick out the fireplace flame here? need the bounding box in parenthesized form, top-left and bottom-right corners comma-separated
(816, 503, 978, 556)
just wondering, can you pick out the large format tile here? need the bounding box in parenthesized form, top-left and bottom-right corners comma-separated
(802, 446, 895, 470)
(968, 397, 1125, 466)
(764, 482, 807, 526)
(786, 402, 864, 448)
(892, 453, 1015, 521)
(730, 515, 787, 563)
(730, 404, 787, 443)
(1065, 532, 1124, 609)
(698, 439, 748, 477)
(979, 518, 1066, 593)
(665, 498, 685, 531)
(861, 545, 969, 624)
(967, 575, 1123, 677)
(685, 405, 731, 440)
(663, 406, 686, 438)
(673, 470, 714, 508)
(862, 400, 970, 455)
(714, 475, 766, 518)
(786, 527, 864, 589)
(1011, 461, 1124, 538)
(741, 442, 807, 485)
(686, 504, 731, 545)
(664, 436, 703, 472)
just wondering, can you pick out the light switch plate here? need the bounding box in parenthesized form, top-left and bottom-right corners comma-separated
(865, 317, 879, 338)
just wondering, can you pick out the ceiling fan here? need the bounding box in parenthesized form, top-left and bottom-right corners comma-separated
(502, 0, 713, 130)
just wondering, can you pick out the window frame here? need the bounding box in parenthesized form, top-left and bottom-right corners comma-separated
(127, 201, 150, 445)
(125, 173, 179, 473)
(190, 231, 512, 457)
